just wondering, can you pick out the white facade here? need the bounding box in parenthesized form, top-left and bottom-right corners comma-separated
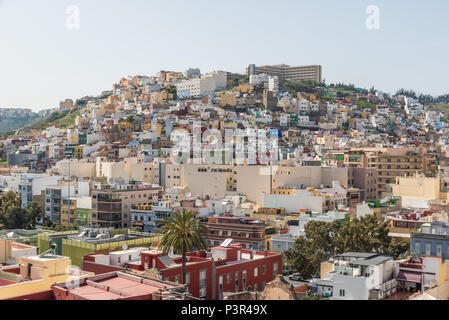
(176, 71, 227, 99)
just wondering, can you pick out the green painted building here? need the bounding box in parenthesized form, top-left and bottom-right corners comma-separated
(76, 208, 91, 226)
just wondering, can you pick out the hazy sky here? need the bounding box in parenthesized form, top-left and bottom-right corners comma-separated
(1, 0, 449, 111)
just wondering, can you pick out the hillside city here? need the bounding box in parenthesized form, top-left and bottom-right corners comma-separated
(1, 63, 449, 301)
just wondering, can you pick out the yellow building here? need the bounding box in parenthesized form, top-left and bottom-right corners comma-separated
(74, 145, 83, 159)
(0, 253, 93, 299)
(166, 72, 184, 82)
(220, 93, 237, 107)
(233, 84, 254, 94)
(60, 198, 77, 226)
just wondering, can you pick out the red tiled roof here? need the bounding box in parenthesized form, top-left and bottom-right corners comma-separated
(67, 274, 177, 300)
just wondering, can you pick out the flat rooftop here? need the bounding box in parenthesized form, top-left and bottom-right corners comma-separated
(66, 273, 178, 300)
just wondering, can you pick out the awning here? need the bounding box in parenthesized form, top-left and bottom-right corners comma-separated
(397, 271, 421, 283)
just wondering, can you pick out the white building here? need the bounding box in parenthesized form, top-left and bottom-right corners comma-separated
(268, 76, 279, 94)
(314, 252, 396, 300)
(249, 74, 269, 85)
(176, 71, 227, 99)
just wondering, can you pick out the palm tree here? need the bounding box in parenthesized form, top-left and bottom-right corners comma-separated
(158, 209, 207, 284)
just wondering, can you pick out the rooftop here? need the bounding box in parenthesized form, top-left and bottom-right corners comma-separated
(54, 272, 180, 300)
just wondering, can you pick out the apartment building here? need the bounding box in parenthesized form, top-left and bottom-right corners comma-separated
(246, 64, 322, 83)
(345, 148, 438, 198)
(45, 180, 90, 224)
(91, 185, 162, 228)
(130, 203, 173, 233)
(204, 216, 266, 250)
(411, 222, 449, 259)
(60, 196, 92, 227)
(176, 71, 227, 99)
(348, 167, 378, 201)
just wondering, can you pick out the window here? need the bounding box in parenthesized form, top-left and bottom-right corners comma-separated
(425, 243, 431, 256)
(234, 271, 239, 292)
(186, 272, 190, 284)
(175, 274, 180, 283)
(218, 275, 223, 299)
(226, 272, 231, 284)
(437, 244, 442, 257)
(254, 267, 258, 277)
(340, 289, 345, 297)
(118, 257, 121, 264)
(414, 241, 421, 254)
(199, 270, 207, 298)
(262, 264, 266, 275)
(128, 255, 132, 261)
(242, 270, 247, 291)
(273, 262, 279, 279)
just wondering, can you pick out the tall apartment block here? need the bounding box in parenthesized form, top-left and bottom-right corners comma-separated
(344, 148, 438, 198)
(246, 64, 322, 83)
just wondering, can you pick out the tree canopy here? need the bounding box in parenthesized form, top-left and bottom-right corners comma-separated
(0, 191, 43, 230)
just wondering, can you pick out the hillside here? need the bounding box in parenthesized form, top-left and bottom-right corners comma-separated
(0, 115, 45, 134)
(17, 108, 81, 134)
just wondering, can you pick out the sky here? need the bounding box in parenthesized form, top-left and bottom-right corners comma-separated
(1, 0, 449, 111)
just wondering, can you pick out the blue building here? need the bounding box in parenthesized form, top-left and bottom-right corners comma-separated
(411, 222, 449, 259)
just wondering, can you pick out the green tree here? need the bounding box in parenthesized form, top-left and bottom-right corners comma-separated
(0, 192, 43, 230)
(164, 85, 178, 99)
(284, 221, 341, 277)
(26, 202, 43, 229)
(158, 209, 207, 284)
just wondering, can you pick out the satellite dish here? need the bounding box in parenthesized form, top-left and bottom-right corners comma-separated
(122, 244, 128, 251)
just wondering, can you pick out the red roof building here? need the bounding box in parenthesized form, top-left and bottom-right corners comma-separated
(82, 241, 282, 300)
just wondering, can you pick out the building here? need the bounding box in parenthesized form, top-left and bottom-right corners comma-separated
(204, 216, 266, 250)
(410, 222, 449, 259)
(60, 99, 73, 111)
(395, 256, 449, 295)
(314, 252, 396, 300)
(348, 167, 378, 201)
(131, 204, 173, 233)
(0, 249, 92, 300)
(49, 271, 192, 300)
(263, 182, 349, 215)
(91, 185, 161, 228)
(0, 239, 37, 264)
(345, 148, 438, 198)
(60, 196, 92, 226)
(263, 90, 277, 110)
(82, 240, 282, 300)
(390, 175, 444, 209)
(176, 71, 227, 99)
(246, 64, 322, 83)
(45, 180, 90, 224)
(37, 228, 161, 268)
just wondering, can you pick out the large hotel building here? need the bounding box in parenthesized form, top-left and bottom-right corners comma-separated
(246, 63, 322, 83)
